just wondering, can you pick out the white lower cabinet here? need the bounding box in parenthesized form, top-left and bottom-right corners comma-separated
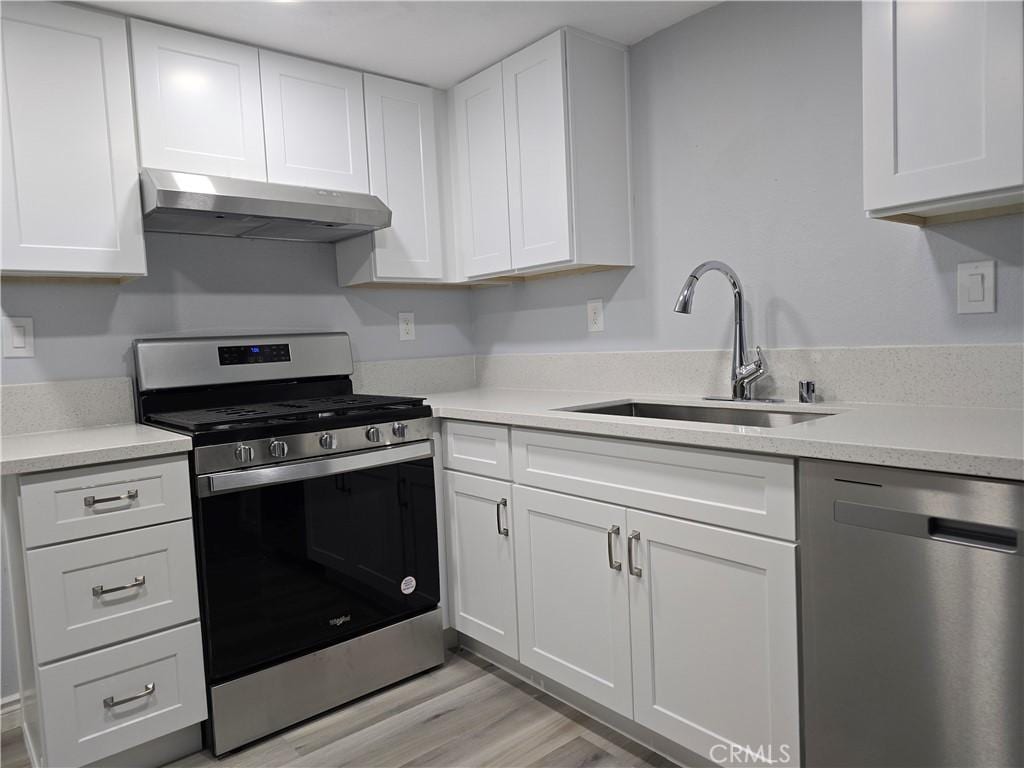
(627, 509, 800, 766)
(443, 424, 801, 766)
(37, 623, 207, 768)
(512, 486, 633, 717)
(444, 470, 518, 657)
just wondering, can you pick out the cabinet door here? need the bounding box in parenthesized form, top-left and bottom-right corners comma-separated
(863, 1, 1023, 211)
(627, 509, 800, 766)
(1, 3, 145, 276)
(444, 471, 518, 657)
(130, 20, 266, 180)
(364, 75, 443, 279)
(513, 487, 632, 717)
(260, 50, 368, 193)
(452, 63, 512, 278)
(502, 30, 572, 271)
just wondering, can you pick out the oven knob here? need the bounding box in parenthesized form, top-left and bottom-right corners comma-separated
(268, 439, 289, 458)
(319, 432, 337, 450)
(392, 422, 408, 439)
(365, 426, 381, 443)
(234, 444, 254, 463)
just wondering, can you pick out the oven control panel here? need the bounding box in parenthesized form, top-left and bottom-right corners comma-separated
(218, 344, 291, 366)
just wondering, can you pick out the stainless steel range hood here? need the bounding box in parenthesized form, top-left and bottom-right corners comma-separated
(140, 168, 391, 243)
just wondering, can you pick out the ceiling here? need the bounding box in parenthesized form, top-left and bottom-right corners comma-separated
(88, 1, 717, 89)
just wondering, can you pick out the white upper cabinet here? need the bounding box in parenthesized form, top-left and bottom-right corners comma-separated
(503, 32, 572, 271)
(452, 63, 513, 278)
(863, 1, 1023, 223)
(450, 28, 632, 281)
(130, 20, 267, 180)
(260, 50, 369, 192)
(363, 75, 443, 278)
(2, 3, 146, 277)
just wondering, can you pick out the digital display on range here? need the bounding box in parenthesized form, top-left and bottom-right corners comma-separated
(218, 344, 291, 365)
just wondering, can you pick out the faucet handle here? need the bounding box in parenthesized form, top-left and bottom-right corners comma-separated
(738, 346, 765, 378)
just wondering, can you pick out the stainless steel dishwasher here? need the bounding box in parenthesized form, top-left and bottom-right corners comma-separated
(800, 460, 1023, 767)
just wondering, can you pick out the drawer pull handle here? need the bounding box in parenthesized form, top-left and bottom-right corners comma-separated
(496, 498, 509, 537)
(92, 575, 146, 598)
(84, 489, 138, 509)
(606, 525, 622, 570)
(627, 530, 642, 577)
(103, 682, 155, 709)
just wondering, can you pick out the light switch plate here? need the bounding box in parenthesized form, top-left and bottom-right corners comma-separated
(398, 312, 416, 341)
(2, 316, 34, 357)
(957, 260, 995, 314)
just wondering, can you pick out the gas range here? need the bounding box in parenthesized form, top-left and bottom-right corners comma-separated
(134, 332, 434, 470)
(132, 332, 443, 755)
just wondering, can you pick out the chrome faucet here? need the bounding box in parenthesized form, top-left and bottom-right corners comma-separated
(673, 260, 771, 401)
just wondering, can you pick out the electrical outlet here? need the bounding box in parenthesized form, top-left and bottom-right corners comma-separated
(586, 299, 605, 333)
(2, 316, 34, 358)
(398, 312, 416, 341)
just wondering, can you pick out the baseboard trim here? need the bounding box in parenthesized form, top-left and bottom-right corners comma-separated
(1, 694, 22, 734)
(457, 634, 714, 768)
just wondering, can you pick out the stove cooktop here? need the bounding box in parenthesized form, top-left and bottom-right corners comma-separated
(144, 394, 432, 447)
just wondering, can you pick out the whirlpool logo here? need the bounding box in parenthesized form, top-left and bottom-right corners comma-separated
(328, 615, 352, 627)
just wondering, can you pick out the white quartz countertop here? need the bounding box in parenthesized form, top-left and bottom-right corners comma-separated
(1, 424, 192, 476)
(425, 388, 1024, 481)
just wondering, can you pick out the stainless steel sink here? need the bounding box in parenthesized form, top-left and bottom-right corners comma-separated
(560, 400, 834, 428)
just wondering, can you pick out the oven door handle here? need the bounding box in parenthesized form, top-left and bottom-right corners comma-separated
(199, 441, 433, 496)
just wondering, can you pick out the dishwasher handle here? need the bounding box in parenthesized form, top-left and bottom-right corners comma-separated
(928, 518, 1018, 554)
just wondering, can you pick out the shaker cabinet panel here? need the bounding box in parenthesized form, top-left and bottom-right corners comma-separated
(512, 486, 633, 717)
(260, 50, 368, 192)
(364, 74, 443, 279)
(452, 63, 513, 278)
(130, 20, 267, 180)
(863, 1, 1023, 218)
(1, 3, 145, 276)
(444, 471, 518, 658)
(502, 31, 572, 272)
(627, 509, 800, 766)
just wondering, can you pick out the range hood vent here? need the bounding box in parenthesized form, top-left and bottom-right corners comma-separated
(140, 168, 391, 243)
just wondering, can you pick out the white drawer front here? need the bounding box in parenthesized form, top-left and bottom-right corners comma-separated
(19, 455, 191, 548)
(26, 520, 200, 664)
(38, 622, 207, 768)
(511, 429, 796, 539)
(443, 421, 511, 480)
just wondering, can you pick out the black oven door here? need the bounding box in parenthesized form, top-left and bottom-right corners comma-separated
(194, 443, 439, 684)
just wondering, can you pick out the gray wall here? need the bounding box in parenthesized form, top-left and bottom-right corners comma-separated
(1, 233, 475, 384)
(471, 1, 1024, 354)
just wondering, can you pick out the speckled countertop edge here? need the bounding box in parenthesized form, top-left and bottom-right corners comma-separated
(1, 424, 192, 476)
(424, 388, 1024, 481)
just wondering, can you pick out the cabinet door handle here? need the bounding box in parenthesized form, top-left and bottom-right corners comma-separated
(496, 498, 509, 537)
(627, 530, 642, 577)
(606, 525, 622, 570)
(92, 575, 146, 598)
(103, 682, 155, 709)
(84, 489, 138, 509)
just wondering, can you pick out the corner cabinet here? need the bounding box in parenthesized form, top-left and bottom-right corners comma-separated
(337, 76, 447, 284)
(450, 28, 633, 280)
(1, 3, 146, 278)
(129, 20, 267, 181)
(863, 0, 1023, 225)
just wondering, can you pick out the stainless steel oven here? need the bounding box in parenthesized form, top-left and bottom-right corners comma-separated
(134, 332, 444, 755)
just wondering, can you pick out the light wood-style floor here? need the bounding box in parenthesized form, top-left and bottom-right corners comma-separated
(1, 650, 677, 768)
